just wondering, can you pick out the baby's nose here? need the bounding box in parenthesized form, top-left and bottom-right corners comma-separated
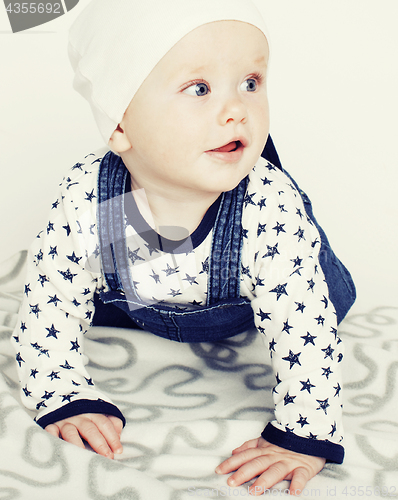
(217, 97, 248, 126)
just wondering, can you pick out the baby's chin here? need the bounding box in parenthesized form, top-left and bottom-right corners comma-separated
(210, 155, 260, 187)
(198, 170, 251, 195)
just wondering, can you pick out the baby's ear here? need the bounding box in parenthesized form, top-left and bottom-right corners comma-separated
(109, 124, 132, 153)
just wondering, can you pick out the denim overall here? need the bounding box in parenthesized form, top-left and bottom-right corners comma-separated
(92, 136, 356, 340)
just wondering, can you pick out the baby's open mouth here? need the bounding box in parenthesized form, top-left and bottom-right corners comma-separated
(211, 141, 243, 153)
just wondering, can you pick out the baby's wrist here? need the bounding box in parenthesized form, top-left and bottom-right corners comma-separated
(36, 399, 125, 429)
(261, 423, 344, 464)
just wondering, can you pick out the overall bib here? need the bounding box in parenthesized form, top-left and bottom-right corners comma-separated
(92, 137, 356, 339)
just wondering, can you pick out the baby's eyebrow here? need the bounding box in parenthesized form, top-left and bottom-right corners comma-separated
(173, 54, 268, 83)
(171, 65, 206, 83)
(253, 55, 268, 67)
(189, 65, 206, 74)
(191, 57, 267, 72)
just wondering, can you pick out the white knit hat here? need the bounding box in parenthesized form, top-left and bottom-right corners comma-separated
(68, 0, 269, 144)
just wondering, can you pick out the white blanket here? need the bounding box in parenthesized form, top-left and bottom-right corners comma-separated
(0, 251, 397, 499)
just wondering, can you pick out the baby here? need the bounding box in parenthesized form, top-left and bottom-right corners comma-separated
(12, 0, 356, 495)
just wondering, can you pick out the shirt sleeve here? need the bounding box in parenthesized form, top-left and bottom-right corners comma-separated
(11, 159, 125, 428)
(242, 160, 344, 463)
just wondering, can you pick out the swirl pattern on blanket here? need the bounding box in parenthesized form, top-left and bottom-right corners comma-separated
(0, 251, 397, 499)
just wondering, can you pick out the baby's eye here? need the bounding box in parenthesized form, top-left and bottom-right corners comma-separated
(182, 82, 210, 96)
(240, 78, 258, 92)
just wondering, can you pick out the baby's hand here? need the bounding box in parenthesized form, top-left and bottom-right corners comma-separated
(45, 413, 123, 459)
(215, 437, 325, 496)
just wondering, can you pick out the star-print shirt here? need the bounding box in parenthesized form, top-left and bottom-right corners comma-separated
(12, 151, 344, 457)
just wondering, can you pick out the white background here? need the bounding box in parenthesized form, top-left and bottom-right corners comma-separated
(0, 1, 397, 311)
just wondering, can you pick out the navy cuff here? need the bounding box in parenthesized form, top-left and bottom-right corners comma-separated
(261, 423, 344, 464)
(36, 399, 126, 429)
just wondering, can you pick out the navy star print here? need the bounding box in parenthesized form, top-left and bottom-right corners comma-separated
(300, 379, 316, 394)
(11, 153, 345, 457)
(282, 350, 302, 369)
(270, 283, 288, 301)
(58, 269, 77, 283)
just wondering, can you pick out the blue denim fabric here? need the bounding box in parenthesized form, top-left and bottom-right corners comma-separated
(92, 136, 356, 339)
(94, 150, 255, 342)
(262, 136, 356, 324)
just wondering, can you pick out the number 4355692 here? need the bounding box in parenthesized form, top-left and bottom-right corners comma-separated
(5, 3, 62, 14)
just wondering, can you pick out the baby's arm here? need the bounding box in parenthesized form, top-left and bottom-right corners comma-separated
(216, 162, 344, 491)
(12, 158, 124, 454)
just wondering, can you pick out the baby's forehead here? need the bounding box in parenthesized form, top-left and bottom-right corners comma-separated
(157, 21, 269, 76)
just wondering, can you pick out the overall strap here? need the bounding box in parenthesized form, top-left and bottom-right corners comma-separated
(98, 150, 250, 308)
(207, 176, 248, 305)
(97, 151, 131, 293)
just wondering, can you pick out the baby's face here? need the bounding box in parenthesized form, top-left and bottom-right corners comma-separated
(114, 20, 269, 199)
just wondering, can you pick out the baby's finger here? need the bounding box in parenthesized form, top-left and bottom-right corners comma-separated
(229, 456, 282, 489)
(90, 414, 123, 455)
(108, 415, 123, 438)
(58, 422, 87, 450)
(248, 462, 293, 495)
(232, 438, 260, 454)
(216, 447, 266, 476)
(73, 417, 114, 457)
(44, 423, 61, 439)
(230, 458, 291, 495)
(288, 467, 311, 496)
